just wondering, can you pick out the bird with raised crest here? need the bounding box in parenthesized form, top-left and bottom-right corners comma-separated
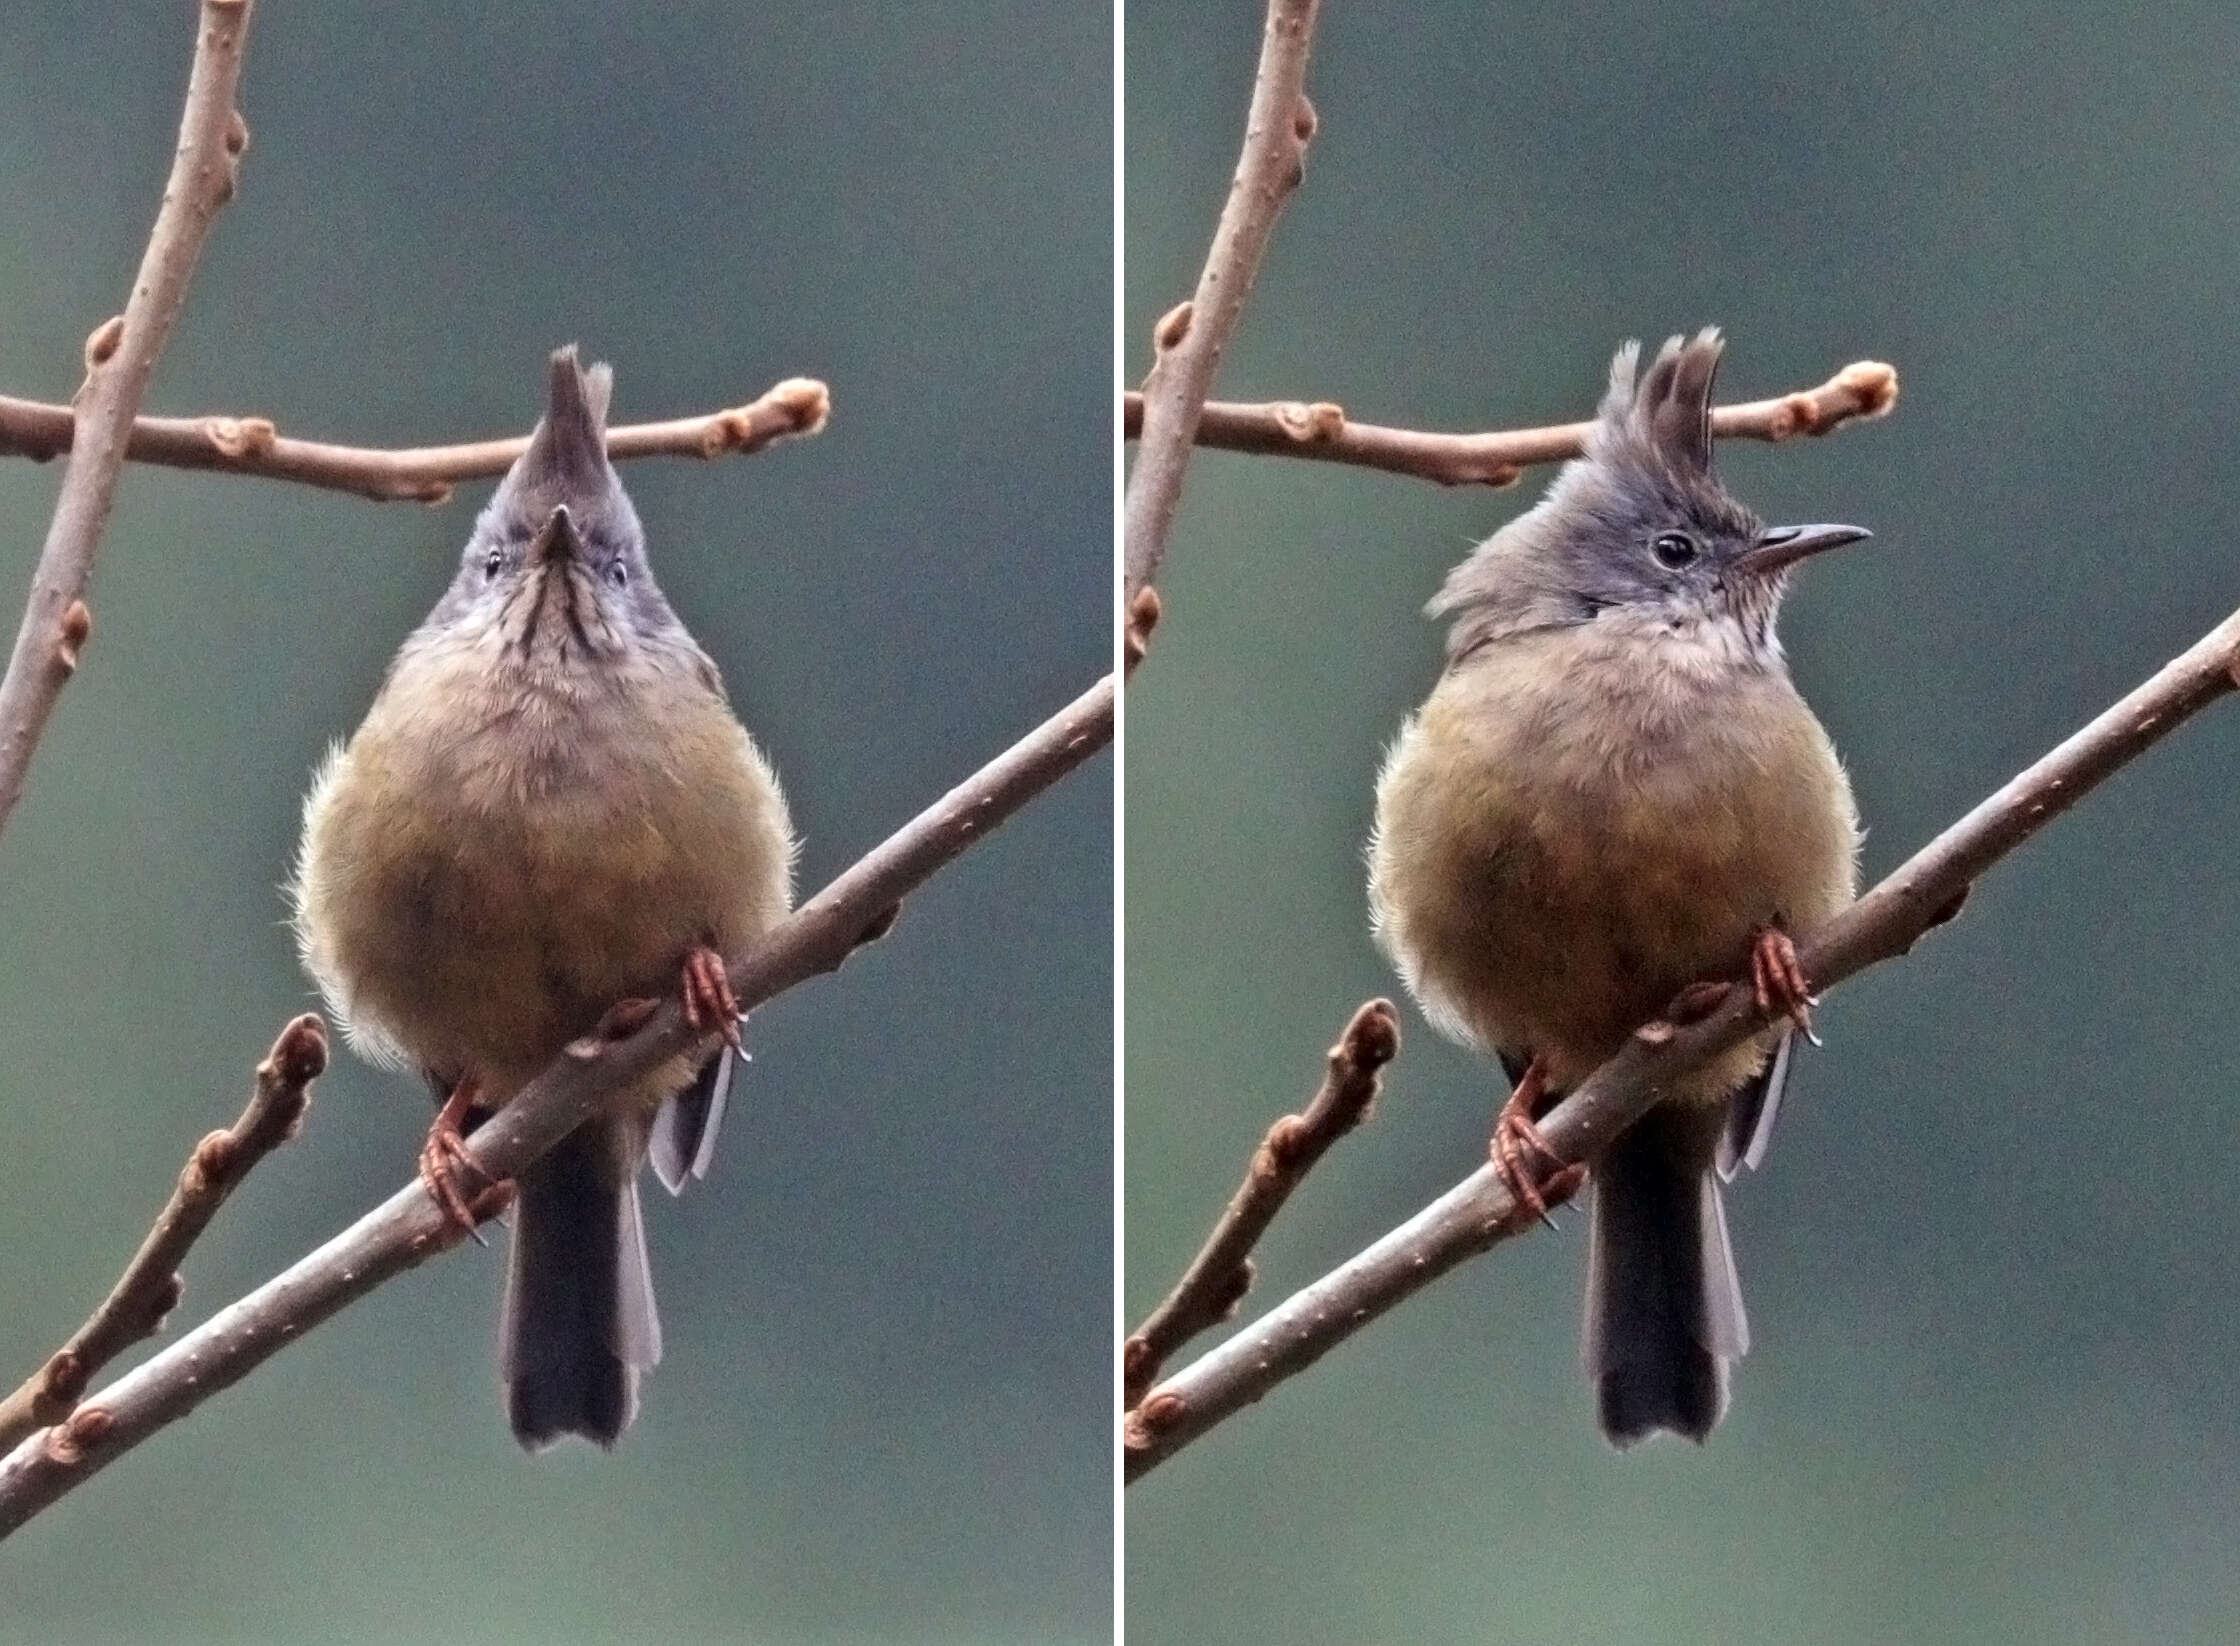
(293, 346, 795, 1449)
(1369, 328, 1868, 1447)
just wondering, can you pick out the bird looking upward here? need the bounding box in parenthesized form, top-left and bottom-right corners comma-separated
(294, 346, 796, 1449)
(1369, 329, 1867, 1447)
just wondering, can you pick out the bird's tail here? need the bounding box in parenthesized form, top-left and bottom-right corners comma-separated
(1582, 1104, 1747, 1447)
(501, 1122, 662, 1450)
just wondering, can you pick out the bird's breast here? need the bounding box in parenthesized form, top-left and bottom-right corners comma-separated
(1369, 628, 1858, 1092)
(294, 641, 793, 1087)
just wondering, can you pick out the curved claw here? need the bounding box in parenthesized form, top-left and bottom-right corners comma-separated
(1750, 925, 1820, 1045)
(417, 1074, 508, 1243)
(680, 945, 743, 1051)
(1489, 1061, 1584, 1230)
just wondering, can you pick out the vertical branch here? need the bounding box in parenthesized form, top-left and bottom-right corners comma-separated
(1121, 0, 1321, 624)
(0, 0, 257, 842)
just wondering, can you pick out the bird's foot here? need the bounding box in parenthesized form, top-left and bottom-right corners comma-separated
(417, 1074, 512, 1241)
(680, 943, 743, 1051)
(1749, 923, 1819, 1044)
(1490, 1060, 1584, 1230)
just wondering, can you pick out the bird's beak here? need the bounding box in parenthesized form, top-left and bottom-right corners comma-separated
(527, 504, 581, 569)
(1733, 522, 1872, 580)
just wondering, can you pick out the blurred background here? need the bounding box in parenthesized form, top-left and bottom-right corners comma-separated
(0, 5, 1107, 1642)
(1128, 4, 2240, 1643)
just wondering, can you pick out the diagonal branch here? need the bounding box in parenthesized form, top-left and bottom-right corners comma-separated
(0, 376, 831, 505)
(1124, 999, 1397, 1406)
(1121, 360, 1898, 488)
(0, 0, 257, 847)
(1123, 0, 1321, 634)
(0, 672, 1113, 1539)
(0, 1016, 326, 1454)
(1125, 601, 2240, 1481)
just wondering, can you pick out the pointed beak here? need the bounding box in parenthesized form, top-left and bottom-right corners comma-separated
(526, 504, 581, 569)
(1733, 521, 1872, 580)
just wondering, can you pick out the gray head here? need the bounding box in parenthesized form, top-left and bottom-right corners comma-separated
(1429, 329, 1869, 663)
(421, 346, 694, 673)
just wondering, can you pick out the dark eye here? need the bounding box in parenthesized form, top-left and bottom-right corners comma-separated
(607, 561, 629, 589)
(482, 548, 503, 579)
(1650, 531, 1699, 570)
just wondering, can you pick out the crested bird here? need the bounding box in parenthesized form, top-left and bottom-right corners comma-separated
(294, 346, 795, 1448)
(1369, 329, 1866, 1446)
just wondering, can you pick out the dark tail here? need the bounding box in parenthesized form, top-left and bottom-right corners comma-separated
(501, 1123, 662, 1450)
(1582, 1104, 1747, 1447)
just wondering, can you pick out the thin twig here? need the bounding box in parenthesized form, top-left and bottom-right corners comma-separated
(0, 1016, 325, 1454)
(1122, 0, 1321, 643)
(1120, 360, 1899, 488)
(0, 376, 831, 505)
(0, 0, 256, 846)
(1124, 999, 1398, 1406)
(0, 673, 1113, 1539)
(1125, 603, 2240, 1481)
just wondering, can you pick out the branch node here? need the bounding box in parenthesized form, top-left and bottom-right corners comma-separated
(53, 600, 91, 676)
(1272, 400, 1345, 444)
(1152, 301, 1194, 355)
(1124, 586, 1163, 676)
(81, 316, 125, 375)
(206, 414, 276, 459)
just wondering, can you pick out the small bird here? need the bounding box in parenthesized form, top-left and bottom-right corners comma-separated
(293, 346, 796, 1449)
(1368, 329, 1866, 1447)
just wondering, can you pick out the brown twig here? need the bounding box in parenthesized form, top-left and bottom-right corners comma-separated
(1120, 360, 1899, 488)
(0, 375, 831, 505)
(0, 672, 1113, 1538)
(1122, 0, 1321, 611)
(1124, 999, 1398, 1406)
(0, 1016, 325, 1454)
(0, 0, 256, 847)
(1125, 602, 2240, 1481)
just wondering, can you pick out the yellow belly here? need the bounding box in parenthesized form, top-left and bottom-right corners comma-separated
(1369, 628, 1857, 1100)
(293, 641, 793, 1094)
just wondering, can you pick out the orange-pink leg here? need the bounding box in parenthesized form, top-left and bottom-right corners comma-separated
(417, 1074, 511, 1236)
(1749, 924, 1818, 1042)
(1490, 1059, 1585, 1229)
(680, 943, 742, 1050)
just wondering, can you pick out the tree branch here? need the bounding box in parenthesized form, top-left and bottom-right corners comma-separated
(0, 376, 831, 505)
(0, 1016, 325, 1455)
(1125, 603, 2240, 1481)
(1124, 999, 1397, 1406)
(1120, 359, 1898, 487)
(0, 0, 256, 846)
(0, 672, 1112, 1539)
(1122, 0, 1321, 643)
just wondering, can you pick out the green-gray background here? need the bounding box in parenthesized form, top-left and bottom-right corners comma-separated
(0, 5, 1108, 1642)
(1128, 5, 2240, 1643)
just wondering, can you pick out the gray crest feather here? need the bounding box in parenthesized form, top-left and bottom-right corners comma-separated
(1428, 327, 1754, 661)
(516, 344, 614, 497)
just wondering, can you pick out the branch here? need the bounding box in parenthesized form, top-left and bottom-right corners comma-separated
(1120, 360, 1899, 488)
(0, 376, 831, 505)
(1124, 999, 1397, 1405)
(1122, 0, 1321, 634)
(0, 1016, 324, 1454)
(0, 0, 256, 846)
(1125, 603, 2240, 1481)
(0, 673, 1112, 1539)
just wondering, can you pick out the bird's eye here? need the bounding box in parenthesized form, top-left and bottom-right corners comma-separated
(607, 561, 629, 589)
(482, 548, 504, 579)
(1650, 531, 1699, 570)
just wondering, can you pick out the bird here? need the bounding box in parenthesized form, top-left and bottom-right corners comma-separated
(1367, 328, 1866, 1447)
(292, 345, 796, 1449)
